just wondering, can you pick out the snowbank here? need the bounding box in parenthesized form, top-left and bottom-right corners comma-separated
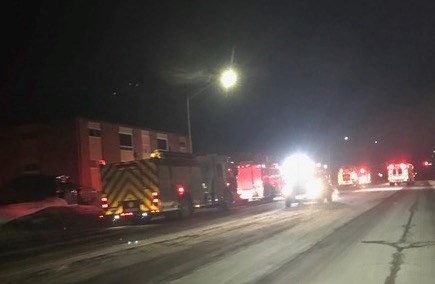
(0, 197, 68, 225)
(2, 205, 102, 231)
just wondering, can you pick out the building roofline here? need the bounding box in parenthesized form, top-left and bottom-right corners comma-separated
(76, 116, 188, 136)
(2, 116, 188, 137)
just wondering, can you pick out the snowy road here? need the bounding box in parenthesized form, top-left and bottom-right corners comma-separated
(1, 182, 435, 284)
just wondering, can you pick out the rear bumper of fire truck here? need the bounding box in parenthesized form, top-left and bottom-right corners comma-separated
(237, 188, 263, 201)
(338, 180, 356, 187)
(99, 208, 157, 224)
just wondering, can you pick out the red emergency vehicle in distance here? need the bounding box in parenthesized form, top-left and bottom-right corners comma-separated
(338, 166, 371, 187)
(236, 162, 282, 201)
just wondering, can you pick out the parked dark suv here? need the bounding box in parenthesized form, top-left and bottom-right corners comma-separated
(0, 174, 78, 205)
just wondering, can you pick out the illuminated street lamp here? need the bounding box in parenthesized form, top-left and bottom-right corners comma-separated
(220, 68, 238, 89)
(344, 136, 349, 141)
(187, 68, 238, 152)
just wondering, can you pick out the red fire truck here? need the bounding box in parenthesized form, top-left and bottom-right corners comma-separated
(236, 162, 282, 201)
(99, 151, 237, 225)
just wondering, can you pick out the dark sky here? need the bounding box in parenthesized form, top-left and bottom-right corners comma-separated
(2, 0, 435, 164)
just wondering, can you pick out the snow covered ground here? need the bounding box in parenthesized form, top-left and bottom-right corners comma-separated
(0, 197, 68, 225)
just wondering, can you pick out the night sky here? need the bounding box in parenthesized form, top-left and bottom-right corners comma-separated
(2, 0, 435, 165)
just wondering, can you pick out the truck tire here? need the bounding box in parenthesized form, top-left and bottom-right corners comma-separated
(285, 197, 294, 208)
(264, 185, 275, 203)
(326, 191, 333, 203)
(179, 195, 193, 218)
(132, 214, 152, 225)
(100, 216, 113, 227)
(220, 190, 233, 210)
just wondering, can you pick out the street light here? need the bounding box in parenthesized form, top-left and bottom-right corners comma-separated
(220, 68, 238, 89)
(186, 68, 238, 153)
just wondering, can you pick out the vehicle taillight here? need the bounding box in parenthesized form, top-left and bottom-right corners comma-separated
(120, 212, 133, 217)
(360, 168, 366, 174)
(101, 197, 108, 209)
(400, 163, 407, 169)
(387, 164, 394, 170)
(151, 191, 160, 204)
(99, 159, 106, 166)
(177, 185, 185, 195)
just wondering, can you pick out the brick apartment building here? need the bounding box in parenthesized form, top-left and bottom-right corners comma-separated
(0, 117, 190, 191)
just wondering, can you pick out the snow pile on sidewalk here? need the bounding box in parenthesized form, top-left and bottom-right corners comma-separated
(0, 197, 68, 225)
(1, 204, 102, 231)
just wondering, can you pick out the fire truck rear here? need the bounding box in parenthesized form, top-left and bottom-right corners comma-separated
(236, 162, 282, 201)
(99, 151, 236, 225)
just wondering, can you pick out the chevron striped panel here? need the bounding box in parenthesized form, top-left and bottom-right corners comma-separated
(100, 160, 159, 215)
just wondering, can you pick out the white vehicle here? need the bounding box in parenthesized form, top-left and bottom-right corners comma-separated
(281, 154, 333, 207)
(387, 163, 415, 186)
(338, 166, 371, 187)
(337, 167, 358, 186)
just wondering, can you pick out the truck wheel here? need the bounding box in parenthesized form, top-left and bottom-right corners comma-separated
(100, 216, 113, 227)
(285, 197, 294, 208)
(327, 191, 333, 203)
(133, 214, 152, 225)
(179, 196, 193, 218)
(264, 185, 275, 203)
(221, 190, 233, 210)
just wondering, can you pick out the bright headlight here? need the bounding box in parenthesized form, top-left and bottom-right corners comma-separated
(282, 185, 293, 197)
(306, 178, 324, 197)
(281, 153, 315, 184)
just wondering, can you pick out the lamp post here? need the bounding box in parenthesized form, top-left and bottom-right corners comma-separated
(186, 68, 238, 153)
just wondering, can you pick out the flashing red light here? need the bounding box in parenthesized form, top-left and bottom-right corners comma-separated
(387, 164, 394, 170)
(400, 163, 407, 169)
(360, 168, 366, 174)
(152, 192, 159, 197)
(177, 185, 185, 195)
(424, 161, 430, 166)
(102, 204, 108, 208)
(152, 198, 159, 203)
(120, 212, 134, 217)
(226, 182, 230, 187)
(99, 215, 104, 219)
(101, 197, 108, 202)
(99, 159, 106, 166)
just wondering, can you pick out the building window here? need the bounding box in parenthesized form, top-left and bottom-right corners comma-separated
(157, 138, 168, 151)
(88, 129, 101, 137)
(120, 133, 133, 150)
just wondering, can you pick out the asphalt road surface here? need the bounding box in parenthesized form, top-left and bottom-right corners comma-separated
(1, 182, 435, 284)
